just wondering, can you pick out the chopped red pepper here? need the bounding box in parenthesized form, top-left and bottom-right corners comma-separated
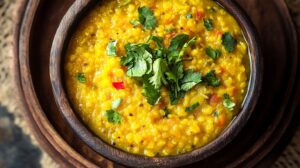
(112, 82, 125, 90)
(210, 94, 220, 105)
(195, 11, 205, 21)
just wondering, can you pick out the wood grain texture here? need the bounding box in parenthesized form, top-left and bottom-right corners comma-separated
(13, 0, 300, 167)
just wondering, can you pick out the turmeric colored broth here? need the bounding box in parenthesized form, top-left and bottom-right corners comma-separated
(64, 0, 249, 156)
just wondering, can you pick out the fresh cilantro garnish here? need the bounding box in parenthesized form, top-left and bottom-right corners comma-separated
(75, 73, 86, 83)
(105, 110, 122, 124)
(130, 20, 140, 26)
(222, 32, 237, 53)
(168, 34, 195, 63)
(112, 98, 122, 110)
(168, 34, 190, 52)
(118, 0, 131, 7)
(203, 70, 221, 87)
(179, 36, 197, 58)
(138, 7, 157, 30)
(149, 58, 168, 89)
(117, 34, 209, 106)
(185, 102, 200, 113)
(181, 69, 202, 91)
(186, 13, 193, 19)
(223, 94, 236, 111)
(169, 88, 185, 105)
(142, 80, 161, 105)
(106, 40, 117, 56)
(204, 19, 213, 31)
(121, 43, 153, 77)
(205, 47, 221, 60)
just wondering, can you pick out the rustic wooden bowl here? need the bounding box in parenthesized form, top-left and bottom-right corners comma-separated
(49, 0, 262, 167)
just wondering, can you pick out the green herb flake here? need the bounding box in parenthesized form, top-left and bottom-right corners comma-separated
(130, 20, 140, 26)
(142, 81, 161, 105)
(75, 73, 86, 83)
(106, 40, 117, 56)
(223, 94, 236, 111)
(222, 32, 237, 53)
(122, 43, 153, 77)
(105, 110, 122, 124)
(168, 34, 190, 51)
(149, 58, 168, 89)
(112, 98, 123, 110)
(181, 69, 202, 91)
(179, 36, 197, 58)
(186, 13, 193, 19)
(185, 102, 200, 113)
(204, 19, 213, 31)
(117, 34, 201, 106)
(203, 70, 221, 87)
(138, 7, 157, 30)
(205, 47, 221, 60)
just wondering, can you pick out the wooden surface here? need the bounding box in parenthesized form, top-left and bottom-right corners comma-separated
(13, 0, 300, 167)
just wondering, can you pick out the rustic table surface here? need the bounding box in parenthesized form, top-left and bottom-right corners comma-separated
(0, 0, 299, 168)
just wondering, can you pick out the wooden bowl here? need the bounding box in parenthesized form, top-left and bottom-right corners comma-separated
(49, 0, 263, 167)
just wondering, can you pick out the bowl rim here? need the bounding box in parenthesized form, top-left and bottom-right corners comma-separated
(49, 0, 263, 167)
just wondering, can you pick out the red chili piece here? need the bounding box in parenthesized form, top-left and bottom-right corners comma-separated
(112, 82, 125, 90)
(195, 11, 205, 21)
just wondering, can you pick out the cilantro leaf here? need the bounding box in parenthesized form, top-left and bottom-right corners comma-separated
(222, 32, 237, 53)
(105, 110, 122, 124)
(179, 36, 197, 58)
(169, 87, 185, 105)
(126, 58, 148, 77)
(138, 7, 157, 30)
(185, 102, 200, 113)
(223, 94, 236, 111)
(166, 61, 184, 90)
(123, 43, 153, 77)
(168, 34, 190, 51)
(168, 34, 194, 63)
(75, 73, 86, 83)
(112, 98, 122, 110)
(181, 69, 202, 91)
(149, 58, 168, 89)
(204, 19, 213, 31)
(106, 40, 117, 56)
(186, 13, 193, 19)
(203, 70, 221, 87)
(205, 47, 221, 60)
(142, 80, 161, 105)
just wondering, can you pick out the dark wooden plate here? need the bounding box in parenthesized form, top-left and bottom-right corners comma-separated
(13, 0, 300, 167)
